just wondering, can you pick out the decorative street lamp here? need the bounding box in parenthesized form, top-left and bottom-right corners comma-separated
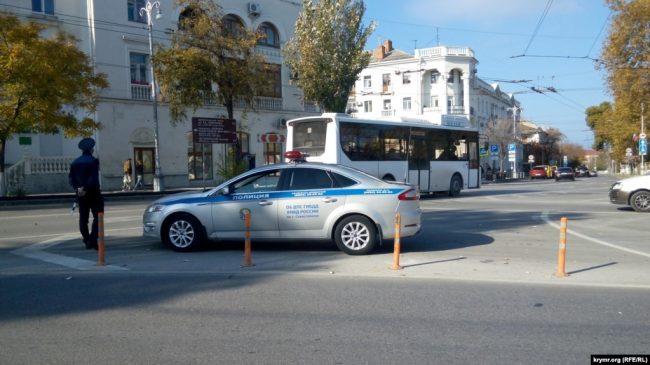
(140, 1, 164, 191)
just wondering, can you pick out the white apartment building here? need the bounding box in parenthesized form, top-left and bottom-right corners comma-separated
(348, 40, 522, 170)
(2, 0, 315, 194)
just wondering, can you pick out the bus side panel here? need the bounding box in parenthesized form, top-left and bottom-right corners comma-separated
(339, 153, 379, 178)
(429, 161, 469, 192)
(379, 161, 409, 183)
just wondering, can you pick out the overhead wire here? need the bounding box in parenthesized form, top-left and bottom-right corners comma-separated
(520, 0, 554, 56)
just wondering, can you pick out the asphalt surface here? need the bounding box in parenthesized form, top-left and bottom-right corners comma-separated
(3, 176, 649, 289)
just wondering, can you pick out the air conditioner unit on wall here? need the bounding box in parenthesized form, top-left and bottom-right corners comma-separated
(248, 3, 261, 16)
(278, 118, 287, 129)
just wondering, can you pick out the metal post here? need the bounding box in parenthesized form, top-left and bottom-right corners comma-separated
(391, 213, 402, 270)
(641, 103, 645, 174)
(141, 1, 164, 191)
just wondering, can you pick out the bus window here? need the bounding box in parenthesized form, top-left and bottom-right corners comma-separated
(340, 122, 381, 161)
(380, 125, 407, 161)
(293, 119, 328, 156)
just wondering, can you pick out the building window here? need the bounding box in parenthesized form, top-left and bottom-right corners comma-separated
(223, 14, 245, 38)
(364, 100, 372, 113)
(447, 96, 454, 108)
(32, 0, 54, 14)
(264, 143, 282, 165)
(382, 73, 390, 92)
(187, 133, 213, 180)
(431, 70, 440, 83)
(402, 73, 411, 84)
(257, 22, 280, 48)
(431, 96, 439, 108)
(130, 53, 149, 84)
(363, 75, 371, 88)
(238, 131, 250, 155)
(127, 0, 146, 23)
(383, 99, 391, 110)
(259, 63, 282, 98)
(403, 97, 412, 111)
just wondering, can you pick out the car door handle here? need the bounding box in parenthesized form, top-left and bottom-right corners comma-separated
(322, 197, 337, 203)
(258, 200, 273, 206)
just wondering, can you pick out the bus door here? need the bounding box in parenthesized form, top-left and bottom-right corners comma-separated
(467, 140, 480, 188)
(408, 129, 430, 192)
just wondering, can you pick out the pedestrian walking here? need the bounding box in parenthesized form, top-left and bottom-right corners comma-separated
(134, 159, 144, 189)
(68, 138, 104, 250)
(122, 158, 133, 191)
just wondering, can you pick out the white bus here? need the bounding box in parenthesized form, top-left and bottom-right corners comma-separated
(285, 113, 480, 196)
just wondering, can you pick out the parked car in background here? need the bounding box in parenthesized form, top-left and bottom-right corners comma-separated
(529, 165, 548, 179)
(575, 165, 590, 177)
(609, 172, 650, 212)
(589, 170, 598, 177)
(555, 167, 575, 181)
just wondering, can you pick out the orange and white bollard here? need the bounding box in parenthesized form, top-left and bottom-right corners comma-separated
(391, 213, 402, 270)
(242, 210, 254, 267)
(97, 212, 105, 266)
(554, 217, 568, 277)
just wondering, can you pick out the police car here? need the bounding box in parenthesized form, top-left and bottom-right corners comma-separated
(143, 151, 421, 255)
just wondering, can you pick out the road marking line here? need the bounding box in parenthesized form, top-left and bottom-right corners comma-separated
(2, 226, 141, 241)
(11, 235, 128, 271)
(541, 211, 650, 258)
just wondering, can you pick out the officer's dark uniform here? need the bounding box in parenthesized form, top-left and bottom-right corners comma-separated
(68, 138, 104, 250)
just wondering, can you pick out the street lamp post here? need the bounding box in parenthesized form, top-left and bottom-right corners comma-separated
(140, 1, 164, 191)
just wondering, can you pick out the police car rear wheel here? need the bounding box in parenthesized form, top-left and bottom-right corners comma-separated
(334, 215, 377, 255)
(163, 214, 203, 252)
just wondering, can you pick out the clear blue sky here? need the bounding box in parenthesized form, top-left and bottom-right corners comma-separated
(362, 0, 612, 148)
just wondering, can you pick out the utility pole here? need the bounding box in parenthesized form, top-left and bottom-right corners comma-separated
(508, 106, 521, 178)
(641, 103, 646, 174)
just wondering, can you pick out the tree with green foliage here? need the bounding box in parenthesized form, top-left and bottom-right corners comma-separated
(284, 0, 375, 113)
(590, 0, 650, 161)
(154, 0, 268, 124)
(0, 13, 108, 196)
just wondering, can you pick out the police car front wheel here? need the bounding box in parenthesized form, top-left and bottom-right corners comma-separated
(163, 214, 203, 252)
(334, 215, 377, 255)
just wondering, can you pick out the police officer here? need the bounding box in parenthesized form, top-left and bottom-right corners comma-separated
(68, 138, 104, 250)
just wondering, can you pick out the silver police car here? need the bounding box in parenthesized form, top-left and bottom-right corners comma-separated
(143, 152, 421, 255)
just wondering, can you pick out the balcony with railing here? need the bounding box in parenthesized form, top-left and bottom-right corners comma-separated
(129, 85, 319, 113)
(131, 83, 151, 101)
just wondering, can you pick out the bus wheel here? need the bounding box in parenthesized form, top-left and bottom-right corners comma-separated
(334, 215, 377, 255)
(449, 174, 462, 197)
(382, 174, 396, 182)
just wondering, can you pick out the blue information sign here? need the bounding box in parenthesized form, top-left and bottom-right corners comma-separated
(640, 138, 647, 154)
(490, 144, 499, 155)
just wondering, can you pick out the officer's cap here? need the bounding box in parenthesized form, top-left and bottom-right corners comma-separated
(78, 138, 95, 151)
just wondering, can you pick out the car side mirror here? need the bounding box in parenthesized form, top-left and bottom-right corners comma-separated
(219, 186, 230, 195)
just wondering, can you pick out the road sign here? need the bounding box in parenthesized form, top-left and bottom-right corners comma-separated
(508, 143, 516, 153)
(192, 117, 237, 144)
(490, 144, 499, 155)
(480, 147, 488, 157)
(640, 133, 647, 139)
(640, 138, 647, 154)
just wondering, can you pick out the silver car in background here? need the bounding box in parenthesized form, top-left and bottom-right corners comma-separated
(143, 155, 421, 255)
(609, 172, 650, 213)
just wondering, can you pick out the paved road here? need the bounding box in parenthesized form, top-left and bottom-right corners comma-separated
(1, 174, 649, 364)
(2, 174, 648, 287)
(1, 273, 649, 365)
